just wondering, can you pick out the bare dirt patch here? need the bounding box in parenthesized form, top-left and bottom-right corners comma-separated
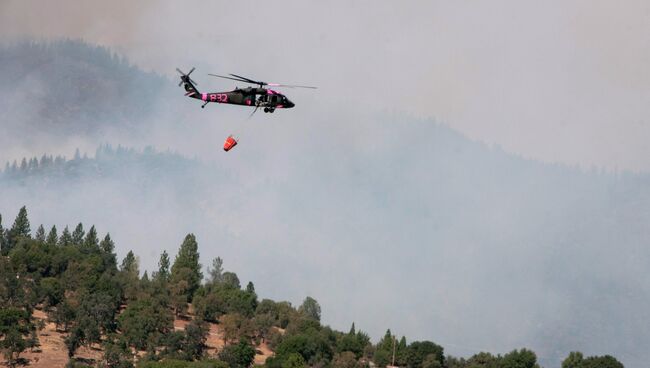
(0, 309, 273, 367)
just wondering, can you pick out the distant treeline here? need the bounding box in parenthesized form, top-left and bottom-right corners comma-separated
(0, 207, 624, 368)
(0, 145, 196, 184)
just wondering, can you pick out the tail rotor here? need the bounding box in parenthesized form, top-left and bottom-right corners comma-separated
(176, 67, 198, 87)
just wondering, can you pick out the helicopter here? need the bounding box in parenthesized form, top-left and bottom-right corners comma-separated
(177, 67, 316, 115)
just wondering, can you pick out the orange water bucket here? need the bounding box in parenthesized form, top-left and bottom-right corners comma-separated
(223, 135, 238, 151)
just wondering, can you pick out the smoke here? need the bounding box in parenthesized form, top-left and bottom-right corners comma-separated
(2, 0, 650, 170)
(2, 2, 650, 367)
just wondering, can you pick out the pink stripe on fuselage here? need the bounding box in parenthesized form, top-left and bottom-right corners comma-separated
(202, 93, 207, 101)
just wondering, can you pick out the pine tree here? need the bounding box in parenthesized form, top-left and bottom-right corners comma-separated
(59, 226, 72, 246)
(246, 281, 255, 294)
(208, 256, 224, 283)
(72, 223, 85, 245)
(11, 206, 31, 237)
(121, 251, 139, 276)
(0, 214, 5, 254)
(84, 225, 99, 250)
(99, 233, 117, 270)
(349, 322, 356, 335)
(6, 206, 31, 252)
(170, 234, 203, 302)
(46, 225, 58, 246)
(35, 225, 46, 242)
(100, 233, 115, 253)
(155, 251, 170, 282)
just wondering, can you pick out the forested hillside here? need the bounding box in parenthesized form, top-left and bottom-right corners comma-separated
(0, 207, 623, 368)
(1, 139, 649, 368)
(0, 40, 170, 135)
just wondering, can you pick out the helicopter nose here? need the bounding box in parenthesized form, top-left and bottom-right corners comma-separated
(285, 100, 295, 108)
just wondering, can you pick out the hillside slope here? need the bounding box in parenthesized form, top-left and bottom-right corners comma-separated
(0, 40, 171, 136)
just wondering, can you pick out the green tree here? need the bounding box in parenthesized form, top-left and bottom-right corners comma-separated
(11, 207, 31, 238)
(40, 277, 63, 308)
(298, 296, 321, 322)
(446, 356, 467, 368)
(208, 256, 224, 284)
(99, 234, 117, 270)
(121, 251, 139, 275)
(120, 251, 140, 301)
(406, 341, 444, 368)
(72, 223, 85, 245)
(46, 225, 58, 246)
(332, 351, 360, 368)
(83, 225, 99, 250)
(276, 332, 333, 366)
(161, 330, 186, 359)
(183, 319, 209, 360)
(51, 300, 77, 332)
(59, 226, 73, 246)
(170, 234, 203, 302)
(562, 352, 584, 368)
(2, 329, 27, 366)
(374, 330, 395, 368)
(246, 282, 255, 294)
(6, 206, 31, 252)
(218, 341, 256, 368)
(338, 324, 370, 359)
(580, 355, 624, 368)
(35, 225, 46, 242)
(100, 233, 115, 253)
(65, 325, 83, 357)
(222, 272, 240, 290)
(77, 292, 118, 336)
(192, 291, 215, 321)
(283, 353, 308, 368)
(0, 308, 35, 366)
(501, 349, 539, 368)
(102, 334, 134, 368)
(221, 313, 245, 345)
(422, 354, 443, 368)
(467, 352, 500, 368)
(0, 214, 5, 254)
(118, 298, 173, 350)
(156, 251, 171, 282)
(252, 313, 275, 343)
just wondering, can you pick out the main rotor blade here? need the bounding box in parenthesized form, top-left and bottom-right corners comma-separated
(188, 67, 195, 75)
(267, 83, 317, 89)
(176, 68, 185, 75)
(229, 73, 266, 85)
(208, 74, 257, 84)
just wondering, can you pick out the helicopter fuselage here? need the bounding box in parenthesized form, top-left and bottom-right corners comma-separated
(185, 85, 294, 111)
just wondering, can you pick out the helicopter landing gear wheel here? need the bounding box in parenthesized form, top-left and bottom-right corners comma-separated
(269, 108, 275, 113)
(264, 107, 269, 113)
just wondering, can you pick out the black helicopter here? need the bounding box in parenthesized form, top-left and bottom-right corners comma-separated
(177, 67, 316, 115)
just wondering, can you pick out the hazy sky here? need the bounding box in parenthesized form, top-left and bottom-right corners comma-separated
(2, 0, 649, 171)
